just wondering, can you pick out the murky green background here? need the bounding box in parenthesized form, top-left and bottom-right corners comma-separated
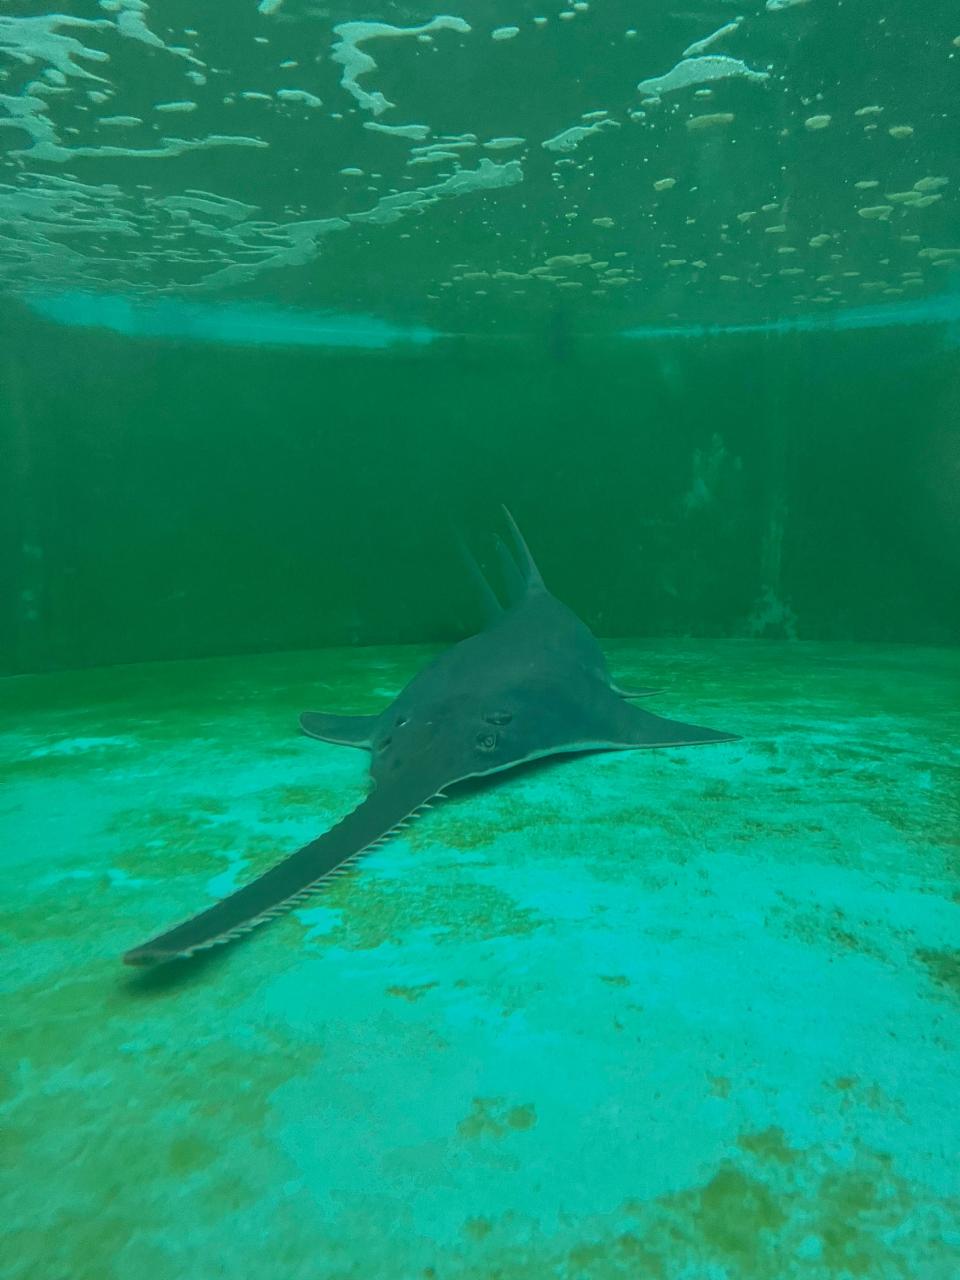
(3, 309, 958, 673)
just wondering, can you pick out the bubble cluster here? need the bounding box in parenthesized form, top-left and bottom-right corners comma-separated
(0, 0, 954, 331)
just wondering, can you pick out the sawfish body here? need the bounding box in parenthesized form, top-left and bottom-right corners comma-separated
(123, 512, 737, 966)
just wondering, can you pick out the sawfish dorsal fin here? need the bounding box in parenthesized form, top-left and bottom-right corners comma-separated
(455, 533, 503, 623)
(494, 534, 527, 605)
(501, 505, 545, 593)
(456, 508, 545, 621)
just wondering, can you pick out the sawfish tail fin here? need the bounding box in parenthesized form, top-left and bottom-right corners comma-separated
(122, 778, 438, 967)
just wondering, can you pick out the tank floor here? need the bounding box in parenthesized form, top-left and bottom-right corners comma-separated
(3, 640, 958, 1279)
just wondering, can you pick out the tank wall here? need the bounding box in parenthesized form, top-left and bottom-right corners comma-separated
(2, 308, 958, 674)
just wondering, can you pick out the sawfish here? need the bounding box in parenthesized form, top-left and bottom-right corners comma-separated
(123, 511, 738, 966)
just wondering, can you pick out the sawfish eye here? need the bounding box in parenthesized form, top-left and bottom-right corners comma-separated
(483, 710, 513, 726)
(476, 730, 498, 752)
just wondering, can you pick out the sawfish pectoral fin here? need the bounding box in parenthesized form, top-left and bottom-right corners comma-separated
(611, 684, 663, 699)
(607, 700, 739, 748)
(122, 777, 439, 967)
(299, 711, 378, 749)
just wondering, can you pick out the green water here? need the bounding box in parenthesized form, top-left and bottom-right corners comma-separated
(2, 0, 960, 1277)
(3, 317, 959, 673)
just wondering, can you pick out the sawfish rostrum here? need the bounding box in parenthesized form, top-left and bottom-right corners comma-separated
(123, 511, 737, 966)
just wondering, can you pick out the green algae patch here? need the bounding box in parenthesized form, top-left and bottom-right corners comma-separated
(410, 790, 565, 854)
(104, 793, 352, 898)
(457, 1097, 538, 1140)
(813, 1166, 907, 1276)
(462, 1217, 493, 1240)
(0, 891, 111, 949)
(0, 803, 289, 961)
(314, 871, 544, 952)
(408, 1141, 953, 1280)
(261, 781, 347, 811)
(736, 1127, 800, 1165)
(916, 947, 960, 1001)
(693, 1165, 788, 1260)
(167, 1134, 220, 1176)
(105, 805, 244, 879)
(4, 955, 324, 1280)
(637, 1145, 936, 1280)
(385, 981, 438, 1002)
(767, 900, 894, 967)
(565, 1234, 668, 1279)
(829, 1075, 859, 1091)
